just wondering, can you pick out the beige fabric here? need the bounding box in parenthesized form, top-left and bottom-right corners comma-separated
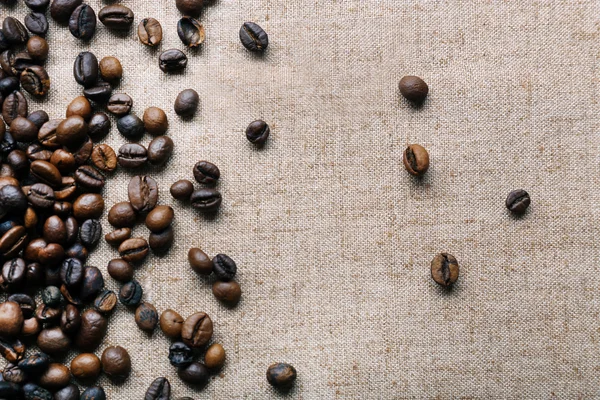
(2, 0, 600, 398)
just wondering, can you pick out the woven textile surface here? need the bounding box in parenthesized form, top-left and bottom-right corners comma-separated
(2, 0, 600, 398)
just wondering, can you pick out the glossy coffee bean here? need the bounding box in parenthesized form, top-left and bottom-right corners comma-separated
(145, 205, 174, 232)
(28, 143, 53, 162)
(193, 161, 219, 185)
(148, 226, 174, 252)
(73, 193, 104, 220)
(66, 96, 92, 120)
(107, 258, 133, 282)
(174, 89, 199, 117)
(2, 258, 26, 291)
(119, 280, 143, 307)
(43, 215, 67, 244)
(72, 136, 94, 166)
(56, 116, 88, 148)
(54, 384, 80, 400)
(73, 51, 98, 88)
(177, 17, 205, 47)
(0, 77, 19, 96)
(71, 352, 101, 380)
(399, 76, 428, 103)
(37, 119, 61, 149)
(69, 3, 96, 40)
(79, 219, 102, 247)
(27, 183, 55, 210)
(188, 248, 212, 275)
(2, 91, 28, 125)
(60, 257, 83, 287)
(178, 362, 209, 386)
(0, 184, 27, 217)
(145, 377, 170, 400)
(240, 22, 268, 52)
(3, 17, 29, 45)
(7, 294, 35, 318)
(99, 5, 134, 29)
(10, 116, 38, 142)
(81, 386, 106, 400)
(212, 253, 237, 281)
(105, 228, 131, 247)
(94, 289, 117, 314)
(204, 343, 226, 369)
(246, 120, 270, 146)
(431, 253, 460, 287)
(159, 309, 184, 339)
(138, 18, 163, 47)
(159, 49, 187, 73)
(108, 201, 136, 228)
(181, 312, 213, 348)
(50, 0, 83, 24)
(18, 352, 49, 373)
(143, 107, 168, 135)
(75, 165, 105, 190)
(101, 346, 132, 380)
(38, 363, 70, 390)
(83, 82, 113, 103)
(26, 36, 49, 61)
(190, 188, 222, 212)
(170, 180, 194, 200)
(128, 176, 158, 214)
(403, 144, 429, 177)
(107, 93, 133, 116)
(35, 304, 61, 322)
(118, 143, 147, 168)
(267, 363, 297, 388)
(99, 56, 122, 82)
(212, 280, 241, 306)
(147, 136, 173, 165)
(65, 242, 88, 262)
(117, 114, 144, 139)
(168, 342, 193, 367)
(37, 327, 70, 354)
(91, 144, 117, 172)
(135, 302, 158, 331)
(176, 0, 203, 15)
(60, 304, 80, 334)
(25, 12, 49, 36)
(0, 225, 28, 259)
(75, 309, 107, 351)
(79, 266, 104, 301)
(506, 189, 530, 214)
(88, 112, 111, 140)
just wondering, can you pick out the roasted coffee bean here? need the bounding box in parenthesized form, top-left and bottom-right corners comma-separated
(75, 309, 107, 351)
(99, 5, 134, 29)
(66, 96, 92, 120)
(2, 91, 28, 125)
(212, 280, 241, 306)
(0, 77, 19, 96)
(0, 337, 25, 363)
(178, 362, 209, 386)
(174, 89, 199, 117)
(56, 115, 88, 147)
(65, 242, 88, 262)
(0, 216, 20, 236)
(25, 12, 49, 36)
(99, 56, 122, 82)
(181, 312, 213, 348)
(0, 381, 21, 398)
(43, 215, 67, 244)
(53, 201, 72, 217)
(177, 17, 205, 47)
(107, 258, 134, 282)
(119, 237, 149, 263)
(38, 363, 70, 390)
(188, 248, 212, 275)
(71, 353, 101, 380)
(35, 303, 61, 322)
(204, 343, 226, 369)
(42, 285, 63, 306)
(118, 143, 147, 168)
(28, 143, 53, 162)
(65, 216, 78, 244)
(81, 386, 106, 400)
(135, 302, 158, 332)
(55, 177, 76, 202)
(190, 188, 222, 212)
(147, 135, 173, 165)
(7, 294, 35, 318)
(168, 342, 193, 367)
(37, 327, 70, 354)
(119, 280, 143, 306)
(107, 93, 133, 116)
(0, 51, 35, 77)
(73, 193, 104, 220)
(403, 144, 429, 177)
(148, 226, 174, 252)
(105, 228, 131, 247)
(170, 180, 194, 200)
(51, 0, 83, 24)
(88, 112, 111, 140)
(193, 161, 219, 185)
(50, 149, 76, 173)
(2, 258, 26, 291)
(128, 175, 158, 214)
(431, 253, 460, 287)
(89, 144, 117, 173)
(60, 257, 83, 287)
(18, 352, 48, 373)
(101, 346, 131, 380)
(506, 189, 530, 214)
(212, 253, 237, 281)
(38, 242, 64, 266)
(37, 119, 61, 149)
(0, 184, 27, 216)
(69, 3, 96, 40)
(54, 384, 80, 400)
(72, 136, 93, 165)
(159, 49, 187, 73)
(143, 107, 168, 135)
(145, 205, 174, 232)
(117, 114, 144, 139)
(94, 289, 117, 314)
(145, 377, 170, 400)
(3, 363, 26, 384)
(80, 266, 104, 301)
(25, 263, 45, 287)
(159, 309, 184, 339)
(83, 81, 113, 103)
(60, 304, 80, 334)
(267, 363, 297, 388)
(27, 183, 55, 210)
(24, 238, 45, 262)
(0, 226, 28, 260)
(108, 202, 136, 228)
(240, 22, 268, 52)
(25, 0, 50, 11)
(26, 36, 49, 61)
(138, 18, 162, 47)
(10, 117, 38, 142)
(399, 76, 428, 103)
(23, 383, 53, 399)
(3, 17, 29, 45)
(75, 165, 104, 190)
(246, 120, 270, 146)
(73, 51, 98, 88)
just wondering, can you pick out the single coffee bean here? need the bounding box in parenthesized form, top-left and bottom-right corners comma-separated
(159, 309, 184, 338)
(147, 136, 173, 165)
(79, 266, 104, 301)
(181, 312, 213, 348)
(7, 294, 35, 318)
(190, 188, 222, 212)
(56, 115, 88, 148)
(79, 219, 102, 247)
(73, 136, 93, 165)
(50, 149, 76, 173)
(431, 253, 460, 287)
(177, 17, 205, 47)
(26, 263, 45, 288)
(174, 89, 199, 117)
(24, 237, 46, 262)
(2, 258, 26, 291)
(267, 363, 297, 388)
(71, 353, 101, 380)
(204, 343, 226, 370)
(107, 258, 133, 282)
(42, 285, 63, 306)
(0, 337, 24, 363)
(399, 76, 428, 103)
(69, 3, 96, 40)
(50, 0, 83, 24)
(73, 51, 98, 88)
(37, 327, 70, 355)
(0, 226, 28, 259)
(128, 175, 158, 214)
(65, 242, 88, 262)
(91, 144, 117, 172)
(60, 257, 83, 287)
(135, 302, 158, 331)
(75, 309, 107, 351)
(403, 144, 429, 177)
(246, 120, 270, 146)
(38, 242, 65, 266)
(54, 384, 80, 400)
(88, 112, 111, 140)
(107, 93, 133, 116)
(18, 352, 49, 373)
(240, 22, 268, 52)
(143, 107, 168, 135)
(43, 215, 67, 245)
(145, 377, 170, 400)
(176, 0, 203, 15)
(108, 201, 136, 228)
(193, 161, 220, 185)
(73, 193, 104, 220)
(159, 49, 187, 73)
(10, 116, 38, 142)
(60, 303, 80, 334)
(117, 114, 144, 139)
(2, 91, 28, 125)
(38, 363, 70, 390)
(65, 216, 79, 244)
(118, 143, 147, 168)
(170, 179, 194, 200)
(94, 289, 117, 314)
(81, 386, 106, 400)
(25, 36, 49, 61)
(53, 201, 72, 217)
(119, 237, 149, 263)
(27, 143, 52, 162)
(178, 362, 209, 386)
(212, 253, 237, 281)
(3, 363, 26, 384)
(99, 5, 134, 29)
(3, 17, 29, 45)
(105, 228, 131, 247)
(25, 12, 49, 36)
(188, 248, 212, 275)
(168, 342, 193, 367)
(37, 119, 61, 149)
(27, 183, 54, 210)
(25, 0, 50, 11)
(66, 96, 92, 120)
(0, 77, 20, 96)
(506, 189, 530, 214)
(145, 205, 174, 232)
(0, 184, 27, 217)
(119, 280, 143, 307)
(212, 280, 241, 306)
(99, 56, 122, 82)
(55, 177, 78, 201)
(148, 226, 174, 252)
(82, 83, 111, 105)
(75, 165, 105, 190)
(138, 18, 162, 47)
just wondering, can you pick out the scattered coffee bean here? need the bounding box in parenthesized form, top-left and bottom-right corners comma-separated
(117, 114, 144, 140)
(107, 258, 134, 282)
(169, 341, 193, 367)
(60, 257, 83, 287)
(98, 5, 134, 29)
(145, 205, 174, 232)
(138, 18, 163, 47)
(246, 120, 270, 146)
(204, 343, 226, 370)
(83, 82, 113, 103)
(212, 280, 241, 306)
(159, 49, 187, 73)
(81, 386, 106, 400)
(50, 0, 83, 24)
(174, 88, 199, 117)
(148, 226, 174, 252)
(119, 280, 143, 307)
(105, 228, 132, 247)
(75, 309, 107, 351)
(399, 76, 429, 103)
(178, 17, 205, 47)
(107, 93, 133, 116)
(22, 317, 42, 337)
(188, 248, 212, 275)
(69, 3, 96, 40)
(145, 377, 171, 400)
(94, 289, 118, 314)
(135, 302, 158, 331)
(108, 201, 136, 228)
(190, 188, 222, 212)
(66, 96, 92, 120)
(18, 352, 49, 373)
(71, 352, 101, 380)
(88, 112, 111, 140)
(181, 312, 213, 348)
(73, 51, 98, 88)
(26, 35, 49, 61)
(403, 144, 429, 177)
(101, 346, 131, 380)
(25, 12, 49, 36)
(267, 363, 297, 388)
(212, 253, 237, 281)
(3, 17, 29, 45)
(10, 116, 39, 142)
(119, 237, 149, 263)
(170, 179, 194, 200)
(147, 135, 174, 165)
(99, 56, 123, 82)
(178, 362, 209, 386)
(240, 22, 269, 52)
(143, 107, 168, 135)
(159, 309, 184, 339)
(506, 189, 530, 214)
(79, 266, 104, 301)
(431, 253, 459, 287)
(118, 143, 148, 168)
(128, 175, 158, 214)
(55, 384, 81, 400)
(176, 0, 203, 15)
(91, 144, 117, 172)
(192, 161, 219, 185)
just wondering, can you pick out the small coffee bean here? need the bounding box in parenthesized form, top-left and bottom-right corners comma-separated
(193, 161, 220, 185)
(0, 226, 28, 259)
(431, 253, 459, 287)
(6, 151, 29, 178)
(37, 119, 61, 149)
(37, 327, 70, 355)
(143, 107, 168, 135)
(267, 363, 297, 388)
(506, 189, 530, 214)
(148, 226, 174, 252)
(71, 353, 101, 380)
(60, 304, 80, 334)
(212, 253, 237, 281)
(25, 36, 49, 61)
(168, 341, 193, 367)
(0, 77, 20, 96)
(38, 242, 65, 266)
(73, 51, 98, 88)
(91, 144, 117, 172)
(204, 343, 226, 370)
(145, 377, 170, 400)
(73, 193, 104, 220)
(118, 143, 147, 168)
(83, 82, 113, 103)
(170, 179, 194, 200)
(42, 285, 63, 306)
(147, 136, 174, 165)
(138, 18, 162, 47)
(18, 352, 49, 373)
(81, 386, 106, 400)
(3, 363, 26, 384)
(53, 201, 72, 217)
(240, 22, 268, 52)
(108, 202, 136, 228)
(25, 12, 49, 36)
(176, 0, 203, 15)
(159, 49, 187, 73)
(188, 248, 212, 275)
(181, 312, 213, 348)
(25, 0, 49, 11)
(2, 258, 26, 292)
(66, 96, 92, 120)
(79, 266, 104, 301)
(65, 242, 88, 262)
(178, 362, 209, 386)
(212, 280, 241, 306)
(38, 363, 70, 390)
(105, 228, 131, 247)
(128, 175, 158, 214)
(79, 219, 102, 247)
(99, 5, 134, 29)
(54, 384, 80, 400)
(135, 302, 158, 332)
(10, 116, 38, 142)
(107, 258, 133, 282)
(88, 112, 111, 140)
(403, 144, 429, 176)
(399, 76, 428, 103)
(145, 205, 174, 232)
(69, 4, 96, 40)
(177, 17, 205, 48)
(94, 289, 117, 314)
(65, 216, 79, 244)
(117, 114, 144, 139)
(24, 237, 46, 262)
(75, 309, 107, 351)
(246, 120, 270, 145)
(107, 93, 133, 116)
(42, 215, 67, 245)
(174, 89, 199, 117)
(159, 309, 184, 339)
(75, 165, 105, 190)
(190, 188, 222, 212)
(99, 56, 122, 82)
(7, 294, 35, 318)
(60, 257, 83, 287)
(56, 115, 88, 148)
(119, 237, 149, 263)
(50, 0, 83, 24)
(0, 337, 24, 363)
(2, 91, 28, 125)
(3, 17, 29, 45)
(119, 280, 143, 307)
(50, 149, 76, 173)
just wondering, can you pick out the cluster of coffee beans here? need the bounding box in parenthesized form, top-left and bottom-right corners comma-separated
(188, 249, 242, 307)
(170, 160, 222, 212)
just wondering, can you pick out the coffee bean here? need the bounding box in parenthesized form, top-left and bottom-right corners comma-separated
(246, 119, 270, 145)
(174, 89, 199, 117)
(99, 56, 122, 82)
(7, 294, 35, 318)
(2, 258, 26, 292)
(50, 0, 83, 24)
(26, 184, 53, 210)
(18, 352, 48, 373)
(0, 77, 19, 96)
(53, 201, 72, 217)
(108, 201, 136, 228)
(0, 51, 35, 77)
(75, 309, 107, 351)
(91, 144, 117, 172)
(0, 225, 28, 259)
(135, 302, 158, 332)
(28, 143, 53, 162)
(55, 384, 80, 400)
(240, 22, 268, 52)
(73, 51, 98, 88)
(403, 144, 429, 177)
(25, 35, 49, 61)
(119, 280, 143, 307)
(65, 242, 88, 262)
(60, 257, 83, 287)
(159, 309, 184, 338)
(105, 228, 131, 247)
(128, 175, 158, 214)
(118, 143, 147, 169)
(176, 0, 203, 15)
(117, 114, 144, 139)
(66, 96, 92, 120)
(212, 280, 241, 306)
(94, 289, 117, 314)
(25, 0, 49, 11)
(65, 216, 79, 244)
(147, 135, 174, 165)
(79, 266, 104, 301)
(145, 205, 174, 233)
(3, 363, 26, 384)
(37, 119, 61, 149)
(159, 49, 187, 73)
(204, 343, 226, 370)
(69, 3, 96, 40)
(75, 165, 105, 190)
(71, 136, 93, 165)
(0, 337, 24, 363)
(193, 161, 219, 185)
(399, 76, 428, 103)
(60, 304, 80, 335)
(267, 363, 297, 388)
(188, 248, 212, 275)
(50, 149, 75, 173)
(145, 377, 170, 400)
(38, 362, 70, 390)
(178, 17, 205, 47)
(9, 116, 38, 142)
(37, 327, 70, 354)
(41, 286, 62, 307)
(143, 107, 168, 135)
(506, 189, 530, 214)
(178, 362, 209, 386)
(170, 179, 194, 200)
(107, 93, 133, 116)
(138, 18, 162, 47)
(148, 226, 174, 252)
(42, 215, 66, 245)
(88, 112, 111, 140)
(168, 341, 193, 367)
(3, 17, 29, 45)
(24, 12, 49, 36)
(56, 115, 88, 148)
(181, 312, 213, 348)
(73, 193, 104, 220)
(99, 5, 134, 29)
(79, 219, 102, 247)
(431, 253, 459, 287)
(107, 258, 133, 282)
(118, 237, 149, 263)
(0, 382, 21, 398)
(212, 253, 237, 281)
(2, 91, 28, 125)
(83, 82, 113, 104)
(0, 184, 27, 216)
(81, 386, 106, 400)
(190, 188, 222, 212)
(71, 353, 101, 380)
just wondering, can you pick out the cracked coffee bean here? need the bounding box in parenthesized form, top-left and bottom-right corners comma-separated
(118, 143, 147, 169)
(20, 65, 50, 97)
(128, 176, 158, 214)
(3, 17, 29, 45)
(138, 18, 162, 47)
(168, 342, 193, 367)
(403, 144, 429, 177)
(177, 17, 205, 48)
(181, 312, 213, 348)
(94, 290, 117, 314)
(239, 22, 268, 52)
(212, 253, 237, 281)
(431, 252, 460, 287)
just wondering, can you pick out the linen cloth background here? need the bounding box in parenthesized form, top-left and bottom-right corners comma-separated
(1, 0, 600, 398)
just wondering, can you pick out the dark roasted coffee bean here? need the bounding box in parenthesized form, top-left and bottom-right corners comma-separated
(53, 201, 72, 217)
(159, 49, 187, 73)
(30, 160, 62, 187)
(83, 81, 112, 103)
(7, 294, 35, 318)
(25, 12, 49, 36)
(0, 301, 23, 337)
(73, 51, 98, 88)
(90, 144, 117, 172)
(119, 280, 143, 306)
(26, 36, 48, 61)
(3, 91, 28, 125)
(88, 112, 111, 140)
(74, 165, 104, 190)
(81, 386, 106, 400)
(35, 303, 61, 322)
(190, 188, 222, 212)
(188, 248, 212, 275)
(178, 362, 209, 386)
(60, 257, 83, 287)
(79, 266, 104, 301)
(0, 77, 20, 96)
(399, 75, 428, 103)
(204, 343, 226, 370)
(174, 89, 199, 117)
(181, 312, 212, 348)
(168, 342, 193, 367)
(147, 136, 173, 165)
(138, 18, 162, 47)
(71, 353, 101, 380)
(118, 237, 149, 263)
(71, 135, 93, 164)
(79, 219, 102, 247)
(99, 5, 134, 29)
(212, 253, 237, 281)
(117, 114, 144, 139)
(176, 0, 203, 15)
(0, 184, 27, 216)
(37, 119, 61, 149)
(24, 238, 45, 262)
(10, 116, 39, 142)
(128, 176, 158, 214)
(240, 22, 268, 52)
(50, 0, 83, 24)
(27, 183, 55, 209)
(41, 285, 62, 306)
(246, 119, 270, 146)
(23, 382, 53, 399)
(148, 226, 174, 252)
(118, 143, 147, 168)
(135, 302, 158, 332)
(2, 258, 26, 291)
(69, 3, 96, 40)
(75, 309, 107, 351)
(56, 115, 88, 147)
(27, 110, 49, 129)
(105, 228, 131, 247)
(37, 327, 70, 355)
(18, 352, 49, 373)
(170, 179, 194, 200)
(403, 144, 429, 176)
(66, 96, 92, 120)
(28, 143, 53, 162)
(0, 381, 21, 398)
(38, 242, 64, 266)
(43, 215, 67, 244)
(145, 377, 170, 400)
(107, 258, 133, 282)
(60, 303, 80, 334)
(21, 317, 41, 336)
(94, 289, 117, 314)
(99, 56, 122, 82)
(193, 161, 219, 185)
(73, 192, 104, 220)
(3, 363, 26, 384)
(431, 253, 459, 287)
(0, 337, 25, 363)
(50, 149, 76, 173)
(107, 93, 133, 116)
(65, 242, 88, 262)
(54, 384, 80, 400)
(212, 280, 241, 306)
(3, 17, 29, 45)
(267, 363, 297, 388)
(25, 0, 50, 11)
(108, 201, 136, 228)
(506, 189, 530, 214)
(177, 17, 205, 47)
(145, 205, 174, 232)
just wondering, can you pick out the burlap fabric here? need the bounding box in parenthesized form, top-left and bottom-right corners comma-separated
(2, 0, 599, 398)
